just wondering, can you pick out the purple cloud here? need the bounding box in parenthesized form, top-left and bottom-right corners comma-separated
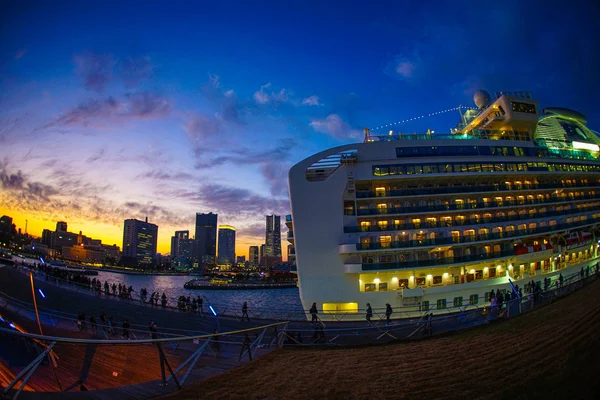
(310, 114, 361, 140)
(120, 55, 153, 87)
(74, 52, 116, 93)
(15, 49, 26, 60)
(253, 82, 290, 104)
(125, 92, 171, 118)
(302, 95, 323, 106)
(395, 60, 416, 78)
(45, 92, 171, 128)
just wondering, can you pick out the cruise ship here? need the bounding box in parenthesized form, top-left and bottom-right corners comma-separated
(288, 90, 600, 320)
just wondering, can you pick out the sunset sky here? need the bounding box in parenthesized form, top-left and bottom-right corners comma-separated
(1, 1, 599, 257)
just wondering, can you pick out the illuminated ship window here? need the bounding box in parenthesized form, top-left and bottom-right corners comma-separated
(305, 149, 357, 182)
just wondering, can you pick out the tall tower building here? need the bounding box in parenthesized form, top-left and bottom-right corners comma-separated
(249, 246, 259, 266)
(259, 244, 266, 266)
(217, 225, 236, 265)
(195, 213, 217, 266)
(265, 215, 281, 257)
(122, 218, 158, 266)
(170, 230, 189, 258)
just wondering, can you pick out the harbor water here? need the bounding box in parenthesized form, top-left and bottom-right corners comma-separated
(93, 270, 304, 317)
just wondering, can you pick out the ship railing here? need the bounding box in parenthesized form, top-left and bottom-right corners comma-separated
(347, 203, 599, 233)
(0, 319, 289, 398)
(365, 129, 532, 143)
(355, 183, 600, 199)
(351, 215, 600, 252)
(494, 91, 532, 99)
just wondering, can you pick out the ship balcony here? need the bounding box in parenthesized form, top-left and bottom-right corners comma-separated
(285, 214, 293, 230)
(338, 215, 600, 254)
(355, 193, 600, 216)
(345, 205, 598, 233)
(355, 181, 600, 199)
(354, 249, 517, 273)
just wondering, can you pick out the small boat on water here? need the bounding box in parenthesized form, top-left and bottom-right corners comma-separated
(184, 278, 297, 290)
(44, 260, 99, 276)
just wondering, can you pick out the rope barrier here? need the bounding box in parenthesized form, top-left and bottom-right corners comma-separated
(371, 105, 477, 131)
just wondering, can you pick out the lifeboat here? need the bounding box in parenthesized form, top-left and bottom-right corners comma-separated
(514, 243, 552, 256)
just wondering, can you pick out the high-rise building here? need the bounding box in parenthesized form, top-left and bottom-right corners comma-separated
(170, 230, 189, 258)
(259, 244, 266, 266)
(265, 215, 281, 257)
(249, 246, 259, 266)
(195, 213, 217, 265)
(56, 221, 68, 232)
(0, 216, 13, 234)
(179, 238, 195, 260)
(217, 225, 236, 265)
(122, 218, 158, 265)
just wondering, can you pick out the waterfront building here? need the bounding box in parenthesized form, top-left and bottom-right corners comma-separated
(289, 90, 600, 319)
(217, 225, 236, 266)
(265, 215, 281, 258)
(122, 218, 158, 266)
(170, 230, 189, 258)
(62, 244, 106, 264)
(249, 246, 259, 266)
(0, 216, 13, 234)
(56, 221, 68, 232)
(195, 213, 217, 266)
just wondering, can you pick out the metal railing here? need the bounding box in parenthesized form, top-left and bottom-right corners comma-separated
(0, 319, 289, 399)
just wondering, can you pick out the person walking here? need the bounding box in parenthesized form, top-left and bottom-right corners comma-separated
(122, 319, 130, 340)
(241, 301, 250, 322)
(198, 296, 203, 314)
(148, 321, 158, 339)
(309, 302, 318, 324)
(559, 273, 564, 288)
(107, 316, 115, 336)
(365, 303, 373, 326)
(89, 315, 97, 333)
(385, 303, 393, 325)
(77, 312, 86, 332)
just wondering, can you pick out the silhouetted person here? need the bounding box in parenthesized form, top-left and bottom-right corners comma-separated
(385, 303, 393, 325)
(241, 301, 250, 322)
(89, 315, 97, 332)
(122, 319, 130, 340)
(559, 273, 564, 288)
(309, 302, 318, 323)
(148, 321, 158, 339)
(365, 303, 373, 326)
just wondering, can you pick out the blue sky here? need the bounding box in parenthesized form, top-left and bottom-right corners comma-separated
(1, 0, 599, 255)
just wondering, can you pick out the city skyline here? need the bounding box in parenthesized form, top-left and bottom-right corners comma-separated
(1, 1, 598, 258)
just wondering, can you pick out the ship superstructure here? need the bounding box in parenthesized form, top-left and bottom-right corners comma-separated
(288, 90, 600, 319)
